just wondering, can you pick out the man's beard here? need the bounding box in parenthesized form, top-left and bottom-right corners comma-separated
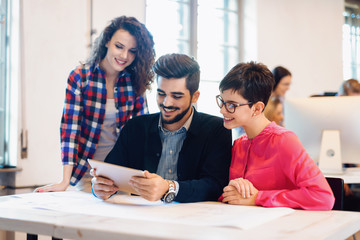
(160, 102, 192, 125)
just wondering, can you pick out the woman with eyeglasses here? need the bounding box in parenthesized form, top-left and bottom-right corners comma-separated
(216, 62, 334, 210)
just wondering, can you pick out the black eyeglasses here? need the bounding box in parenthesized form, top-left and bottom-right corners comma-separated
(216, 95, 252, 113)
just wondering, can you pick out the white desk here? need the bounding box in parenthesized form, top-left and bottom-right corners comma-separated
(0, 191, 360, 240)
(325, 167, 360, 184)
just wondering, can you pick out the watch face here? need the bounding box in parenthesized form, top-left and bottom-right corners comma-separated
(165, 192, 176, 203)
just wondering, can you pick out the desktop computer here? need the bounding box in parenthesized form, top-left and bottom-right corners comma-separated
(284, 96, 360, 174)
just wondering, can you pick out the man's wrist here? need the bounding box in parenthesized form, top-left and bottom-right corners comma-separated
(161, 180, 176, 203)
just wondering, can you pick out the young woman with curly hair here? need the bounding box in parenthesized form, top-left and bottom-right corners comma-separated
(35, 16, 155, 192)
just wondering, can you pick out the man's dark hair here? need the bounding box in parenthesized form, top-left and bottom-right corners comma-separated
(153, 53, 200, 96)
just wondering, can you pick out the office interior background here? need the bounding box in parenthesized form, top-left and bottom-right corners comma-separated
(0, 0, 359, 189)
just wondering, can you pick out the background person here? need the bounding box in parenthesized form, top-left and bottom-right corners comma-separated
(338, 78, 360, 96)
(271, 66, 292, 99)
(35, 16, 155, 193)
(264, 97, 284, 126)
(268, 66, 292, 126)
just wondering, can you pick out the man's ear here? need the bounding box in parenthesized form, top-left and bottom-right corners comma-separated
(191, 90, 200, 104)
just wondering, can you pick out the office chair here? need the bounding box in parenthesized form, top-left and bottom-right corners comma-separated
(326, 177, 344, 210)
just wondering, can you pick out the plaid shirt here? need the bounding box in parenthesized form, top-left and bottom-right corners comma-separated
(61, 63, 148, 185)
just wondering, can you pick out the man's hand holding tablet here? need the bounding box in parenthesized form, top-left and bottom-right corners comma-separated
(88, 159, 145, 199)
(89, 159, 173, 202)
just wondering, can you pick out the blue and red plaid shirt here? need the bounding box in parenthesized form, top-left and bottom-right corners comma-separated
(61, 63, 148, 185)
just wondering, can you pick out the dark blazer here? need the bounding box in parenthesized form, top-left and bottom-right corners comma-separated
(105, 109, 232, 203)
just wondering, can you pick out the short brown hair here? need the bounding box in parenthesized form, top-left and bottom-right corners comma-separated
(219, 61, 274, 108)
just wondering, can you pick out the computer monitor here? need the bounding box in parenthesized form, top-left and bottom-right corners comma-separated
(284, 96, 360, 173)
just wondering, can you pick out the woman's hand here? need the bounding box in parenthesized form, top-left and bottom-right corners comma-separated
(34, 164, 72, 192)
(222, 178, 258, 205)
(34, 180, 69, 192)
(229, 178, 256, 198)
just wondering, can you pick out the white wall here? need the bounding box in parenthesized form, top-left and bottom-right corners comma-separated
(92, 0, 146, 40)
(14, 0, 345, 186)
(242, 0, 344, 98)
(16, 0, 88, 187)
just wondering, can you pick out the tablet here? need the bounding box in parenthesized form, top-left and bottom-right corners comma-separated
(88, 159, 145, 195)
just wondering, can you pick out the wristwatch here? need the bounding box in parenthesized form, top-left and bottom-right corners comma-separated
(161, 180, 176, 203)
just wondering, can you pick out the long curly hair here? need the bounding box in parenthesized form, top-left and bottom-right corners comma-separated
(86, 16, 155, 95)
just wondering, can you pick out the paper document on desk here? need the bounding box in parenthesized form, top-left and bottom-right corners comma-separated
(153, 202, 295, 229)
(88, 159, 145, 194)
(0, 191, 294, 230)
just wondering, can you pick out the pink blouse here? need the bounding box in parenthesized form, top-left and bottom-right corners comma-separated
(227, 122, 334, 210)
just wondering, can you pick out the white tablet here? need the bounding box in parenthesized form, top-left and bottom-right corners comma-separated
(88, 159, 145, 195)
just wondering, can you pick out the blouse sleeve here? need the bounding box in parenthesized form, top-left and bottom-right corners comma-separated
(255, 132, 335, 210)
(60, 70, 83, 166)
